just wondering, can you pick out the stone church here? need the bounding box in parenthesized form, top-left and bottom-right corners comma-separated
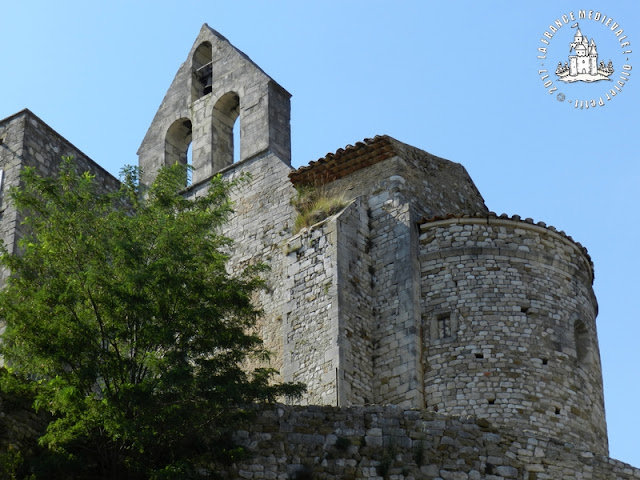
(1, 24, 638, 479)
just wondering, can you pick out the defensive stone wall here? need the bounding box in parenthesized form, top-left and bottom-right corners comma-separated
(0, 388, 46, 457)
(219, 404, 640, 480)
(419, 214, 605, 454)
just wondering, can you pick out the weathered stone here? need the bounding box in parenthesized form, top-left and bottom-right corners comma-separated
(0, 23, 634, 480)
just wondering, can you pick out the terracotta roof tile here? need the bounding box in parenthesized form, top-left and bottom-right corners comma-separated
(289, 135, 397, 186)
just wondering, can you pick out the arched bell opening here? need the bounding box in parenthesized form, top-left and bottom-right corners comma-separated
(212, 91, 240, 171)
(165, 118, 193, 187)
(192, 41, 213, 102)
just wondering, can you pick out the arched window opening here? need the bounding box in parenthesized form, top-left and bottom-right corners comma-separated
(212, 92, 240, 170)
(186, 143, 193, 186)
(192, 42, 212, 102)
(165, 118, 193, 187)
(233, 116, 240, 162)
(574, 319, 592, 364)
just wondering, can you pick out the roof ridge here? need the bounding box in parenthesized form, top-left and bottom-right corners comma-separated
(289, 135, 396, 186)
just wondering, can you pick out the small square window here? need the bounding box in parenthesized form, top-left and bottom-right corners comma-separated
(426, 311, 457, 343)
(438, 314, 451, 339)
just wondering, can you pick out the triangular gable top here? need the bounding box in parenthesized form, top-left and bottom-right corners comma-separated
(199, 24, 286, 93)
(137, 24, 292, 185)
(137, 23, 290, 156)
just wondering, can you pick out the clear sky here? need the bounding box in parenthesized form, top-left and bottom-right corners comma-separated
(1, 0, 638, 467)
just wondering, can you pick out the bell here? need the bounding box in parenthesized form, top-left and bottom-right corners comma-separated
(203, 81, 213, 95)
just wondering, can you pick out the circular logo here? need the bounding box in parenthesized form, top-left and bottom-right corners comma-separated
(537, 10, 633, 109)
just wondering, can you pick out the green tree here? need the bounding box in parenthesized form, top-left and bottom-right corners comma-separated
(0, 158, 303, 479)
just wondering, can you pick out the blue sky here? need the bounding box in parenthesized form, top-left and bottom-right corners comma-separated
(1, 0, 639, 467)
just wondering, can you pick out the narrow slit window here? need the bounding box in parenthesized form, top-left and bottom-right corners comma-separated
(574, 319, 592, 364)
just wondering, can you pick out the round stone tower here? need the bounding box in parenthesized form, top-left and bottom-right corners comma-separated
(418, 214, 607, 454)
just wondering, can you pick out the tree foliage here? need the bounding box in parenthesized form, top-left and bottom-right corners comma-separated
(0, 158, 303, 479)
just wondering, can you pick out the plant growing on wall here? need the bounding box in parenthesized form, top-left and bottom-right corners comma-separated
(291, 185, 349, 233)
(0, 158, 304, 479)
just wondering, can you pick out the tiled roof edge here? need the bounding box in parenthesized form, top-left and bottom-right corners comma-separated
(289, 135, 396, 186)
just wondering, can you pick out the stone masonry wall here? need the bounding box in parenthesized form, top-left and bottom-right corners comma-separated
(21, 114, 119, 193)
(185, 152, 298, 380)
(368, 186, 423, 409)
(301, 146, 488, 409)
(387, 140, 487, 218)
(419, 216, 606, 454)
(136, 23, 295, 380)
(319, 145, 487, 221)
(336, 198, 375, 406)
(219, 404, 639, 480)
(283, 215, 339, 405)
(0, 388, 47, 456)
(0, 110, 120, 282)
(0, 113, 26, 267)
